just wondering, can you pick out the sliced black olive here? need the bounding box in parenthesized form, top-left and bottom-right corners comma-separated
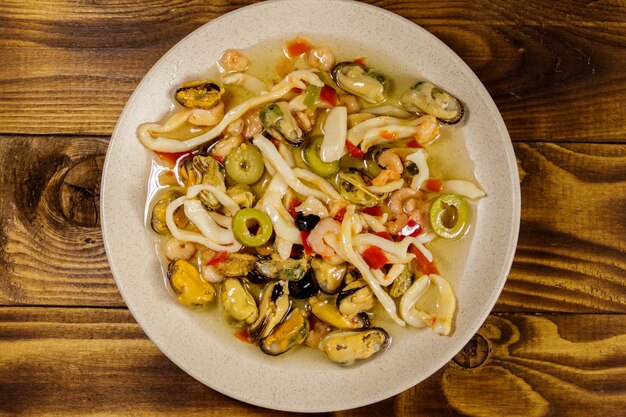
(295, 212, 321, 231)
(288, 270, 319, 299)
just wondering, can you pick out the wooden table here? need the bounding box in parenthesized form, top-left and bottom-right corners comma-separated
(1, 0, 625, 415)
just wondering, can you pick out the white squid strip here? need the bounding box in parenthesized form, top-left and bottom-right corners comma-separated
(361, 105, 413, 118)
(254, 135, 335, 203)
(137, 110, 191, 146)
(359, 213, 388, 233)
(360, 125, 419, 152)
(371, 264, 406, 286)
(221, 73, 268, 95)
(288, 94, 308, 112)
(367, 179, 404, 194)
(400, 274, 456, 335)
(139, 70, 323, 152)
(278, 142, 296, 168)
(441, 180, 486, 199)
(183, 200, 237, 245)
(260, 176, 301, 244)
(353, 242, 414, 264)
(354, 234, 433, 262)
(406, 149, 429, 190)
(340, 207, 405, 326)
(165, 197, 241, 252)
(208, 211, 232, 229)
(186, 184, 239, 216)
(347, 116, 409, 146)
(292, 168, 342, 201)
(320, 106, 347, 163)
(295, 196, 329, 218)
(275, 237, 294, 260)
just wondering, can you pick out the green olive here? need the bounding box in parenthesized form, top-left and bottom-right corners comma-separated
(225, 143, 265, 185)
(429, 194, 470, 239)
(303, 136, 340, 177)
(232, 208, 273, 247)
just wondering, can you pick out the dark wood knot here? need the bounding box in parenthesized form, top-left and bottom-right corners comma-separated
(59, 156, 104, 227)
(453, 333, 490, 368)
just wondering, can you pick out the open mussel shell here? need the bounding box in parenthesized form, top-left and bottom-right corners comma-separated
(288, 270, 320, 299)
(319, 328, 391, 366)
(150, 187, 184, 234)
(331, 62, 388, 104)
(254, 254, 309, 282)
(175, 80, 224, 109)
(220, 278, 258, 327)
(399, 81, 464, 124)
(311, 257, 346, 294)
(336, 279, 376, 317)
(309, 295, 369, 330)
(167, 259, 216, 308)
(249, 280, 291, 340)
(259, 308, 309, 356)
(259, 101, 304, 146)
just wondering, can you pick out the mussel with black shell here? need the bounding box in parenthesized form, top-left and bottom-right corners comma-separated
(331, 62, 388, 104)
(400, 81, 464, 124)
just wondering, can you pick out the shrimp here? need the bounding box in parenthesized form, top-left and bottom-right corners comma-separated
(387, 187, 427, 235)
(339, 94, 361, 114)
(388, 187, 424, 217)
(371, 169, 401, 187)
(165, 237, 196, 260)
(187, 101, 225, 126)
(226, 119, 244, 136)
(307, 218, 345, 264)
(218, 49, 249, 73)
(414, 115, 440, 144)
(378, 150, 403, 174)
(211, 134, 244, 160)
(295, 108, 317, 132)
(243, 109, 263, 139)
(307, 47, 335, 72)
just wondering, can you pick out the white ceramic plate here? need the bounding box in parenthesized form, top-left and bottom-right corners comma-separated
(102, 0, 520, 412)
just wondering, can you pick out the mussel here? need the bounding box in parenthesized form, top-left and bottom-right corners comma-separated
(259, 102, 305, 146)
(179, 155, 226, 210)
(309, 295, 369, 330)
(288, 270, 320, 299)
(319, 328, 390, 366)
(167, 259, 216, 308)
(331, 62, 388, 104)
(400, 81, 464, 124)
(214, 253, 256, 278)
(175, 80, 224, 109)
(336, 279, 376, 317)
(150, 187, 184, 234)
(334, 170, 385, 207)
(389, 264, 414, 298)
(311, 257, 346, 294)
(226, 184, 256, 208)
(249, 281, 291, 340)
(220, 278, 258, 327)
(255, 254, 309, 282)
(260, 307, 309, 356)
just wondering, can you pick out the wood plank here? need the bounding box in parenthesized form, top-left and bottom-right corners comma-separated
(1, 136, 625, 311)
(1, 307, 625, 416)
(0, 0, 625, 140)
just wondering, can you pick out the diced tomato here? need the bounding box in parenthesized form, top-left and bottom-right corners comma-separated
(288, 199, 302, 219)
(361, 205, 383, 216)
(362, 246, 388, 270)
(333, 207, 346, 222)
(407, 139, 422, 148)
(206, 251, 229, 266)
(233, 328, 254, 344)
(397, 219, 423, 239)
(424, 178, 444, 192)
(380, 130, 397, 141)
(292, 87, 303, 94)
(300, 231, 314, 255)
(345, 140, 364, 157)
(409, 245, 439, 275)
(374, 230, 394, 241)
(320, 84, 337, 107)
(353, 57, 367, 66)
(154, 151, 193, 166)
(285, 38, 311, 58)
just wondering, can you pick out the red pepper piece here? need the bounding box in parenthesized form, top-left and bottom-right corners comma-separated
(397, 219, 423, 239)
(407, 139, 422, 148)
(233, 328, 254, 344)
(424, 178, 444, 192)
(320, 84, 337, 107)
(409, 245, 439, 275)
(345, 140, 364, 157)
(361, 205, 383, 216)
(155, 151, 193, 166)
(333, 207, 346, 222)
(206, 251, 229, 266)
(374, 230, 394, 241)
(362, 246, 388, 270)
(353, 57, 367, 66)
(288, 199, 302, 219)
(300, 231, 314, 255)
(285, 38, 311, 58)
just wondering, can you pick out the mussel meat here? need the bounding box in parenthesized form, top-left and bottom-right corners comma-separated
(259, 102, 304, 146)
(249, 281, 291, 340)
(220, 278, 258, 327)
(150, 187, 184, 234)
(400, 81, 464, 124)
(255, 254, 309, 282)
(336, 279, 376, 317)
(179, 155, 226, 210)
(331, 62, 388, 104)
(319, 328, 390, 366)
(311, 257, 346, 294)
(214, 253, 256, 278)
(309, 295, 369, 330)
(260, 307, 309, 356)
(175, 80, 224, 109)
(334, 170, 385, 207)
(389, 263, 414, 298)
(167, 259, 216, 308)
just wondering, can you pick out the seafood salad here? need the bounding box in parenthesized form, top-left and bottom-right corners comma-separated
(138, 38, 485, 366)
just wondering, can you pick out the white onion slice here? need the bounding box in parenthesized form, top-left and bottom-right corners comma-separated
(406, 149, 429, 190)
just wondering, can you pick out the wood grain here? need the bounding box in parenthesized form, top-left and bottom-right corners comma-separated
(1, 136, 625, 312)
(1, 0, 625, 140)
(1, 307, 624, 416)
